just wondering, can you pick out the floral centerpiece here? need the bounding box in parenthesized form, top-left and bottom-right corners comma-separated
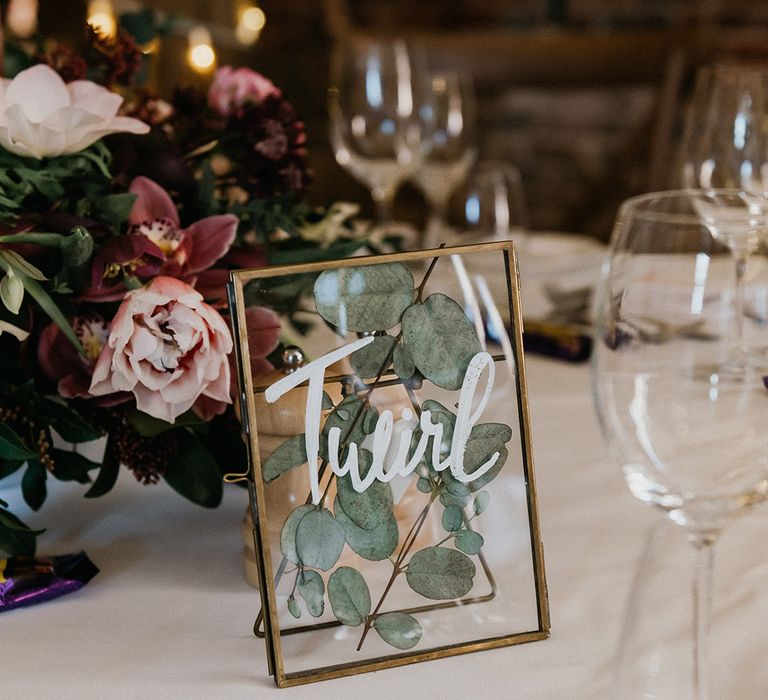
(0, 27, 368, 556)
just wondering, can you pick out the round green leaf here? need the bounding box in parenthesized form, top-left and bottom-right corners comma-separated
(393, 341, 416, 379)
(405, 546, 476, 600)
(297, 569, 325, 617)
(373, 612, 423, 650)
(416, 477, 432, 493)
(280, 505, 315, 565)
(401, 293, 482, 390)
(454, 530, 484, 555)
(439, 490, 472, 508)
(473, 491, 490, 516)
(463, 422, 513, 491)
(328, 566, 371, 626)
(313, 262, 414, 331)
(287, 596, 301, 619)
(262, 434, 307, 483)
(350, 335, 396, 378)
(334, 496, 399, 561)
(441, 504, 464, 532)
(295, 508, 346, 571)
(336, 465, 393, 531)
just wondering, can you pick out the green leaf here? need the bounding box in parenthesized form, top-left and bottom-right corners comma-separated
(313, 262, 414, 331)
(0, 422, 36, 460)
(0, 248, 47, 280)
(85, 435, 120, 498)
(0, 460, 24, 479)
(373, 612, 423, 650)
(462, 423, 512, 491)
(280, 505, 315, 565)
(128, 409, 204, 438)
(93, 193, 137, 230)
(0, 507, 44, 557)
(416, 477, 432, 493)
(401, 293, 482, 390)
(473, 491, 490, 516)
(405, 546, 476, 600)
(162, 431, 223, 508)
(393, 341, 416, 379)
(439, 490, 472, 508)
(328, 566, 371, 626)
(287, 596, 301, 619)
(262, 434, 307, 483)
(321, 391, 335, 410)
(336, 451, 393, 530)
(334, 495, 399, 561)
(295, 508, 346, 571)
(350, 335, 395, 379)
(441, 504, 464, 532)
(297, 569, 325, 617)
(454, 530, 484, 555)
(42, 400, 100, 442)
(320, 395, 367, 460)
(49, 449, 98, 484)
(21, 461, 47, 511)
(362, 406, 379, 434)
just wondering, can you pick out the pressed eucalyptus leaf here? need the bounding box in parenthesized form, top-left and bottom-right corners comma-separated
(454, 530, 484, 555)
(297, 569, 325, 617)
(416, 477, 432, 494)
(473, 491, 490, 516)
(328, 566, 371, 626)
(350, 335, 395, 378)
(441, 504, 464, 532)
(334, 496, 399, 561)
(439, 490, 472, 508)
(321, 391, 335, 410)
(401, 293, 482, 390)
(287, 596, 301, 619)
(405, 546, 476, 600)
(463, 422, 513, 491)
(373, 612, 423, 650)
(321, 395, 367, 458)
(393, 341, 416, 379)
(280, 505, 315, 565)
(313, 263, 414, 331)
(336, 455, 393, 531)
(262, 434, 307, 483)
(362, 406, 379, 435)
(295, 508, 346, 571)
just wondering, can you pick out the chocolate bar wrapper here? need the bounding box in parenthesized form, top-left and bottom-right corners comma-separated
(0, 552, 99, 612)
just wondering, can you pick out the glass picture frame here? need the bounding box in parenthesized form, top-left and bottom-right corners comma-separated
(227, 241, 549, 687)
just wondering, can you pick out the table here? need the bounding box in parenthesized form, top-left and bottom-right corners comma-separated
(5, 243, 768, 698)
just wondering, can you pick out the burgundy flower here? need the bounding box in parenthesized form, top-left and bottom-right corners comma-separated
(38, 314, 129, 406)
(84, 235, 165, 301)
(208, 67, 280, 118)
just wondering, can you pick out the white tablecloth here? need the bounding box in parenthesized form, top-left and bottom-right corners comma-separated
(5, 240, 768, 698)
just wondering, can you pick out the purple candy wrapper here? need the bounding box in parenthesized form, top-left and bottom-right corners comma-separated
(0, 551, 98, 612)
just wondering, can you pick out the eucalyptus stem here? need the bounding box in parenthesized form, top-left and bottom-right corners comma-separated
(356, 493, 437, 651)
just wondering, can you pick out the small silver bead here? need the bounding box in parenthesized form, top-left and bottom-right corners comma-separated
(282, 345, 305, 373)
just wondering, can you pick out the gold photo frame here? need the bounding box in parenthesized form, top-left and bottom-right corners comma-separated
(226, 241, 549, 687)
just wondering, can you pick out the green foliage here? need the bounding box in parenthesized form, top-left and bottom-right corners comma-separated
(313, 262, 414, 332)
(261, 434, 307, 483)
(405, 546, 476, 600)
(393, 341, 416, 379)
(49, 449, 99, 484)
(373, 612, 423, 650)
(297, 569, 325, 617)
(334, 496, 399, 561)
(84, 436, 120, 499)
(21, 461, 47, 511)
(336, 451, 393, 531)
(280, 505, 314, 565)
(401, 293, 482, 390)
(441, 504, 464, 532)
(473, 491, 490, 516)
(0, 423, 36, 461)
(328, 566, 371, 627)
(350, 335, 395, 379)
(162, 431, 223, 508)
(128, 409, 205, 438)
(92, 193, 137, 231)
(454, 530, 484, 555)
(295, 508, 345, 571)
(287, 596, 301, 619)
(0, 506, 44, 557)
(40, 400, 100, 443)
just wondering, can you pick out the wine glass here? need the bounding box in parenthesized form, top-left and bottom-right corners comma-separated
(592, 190, 768, 698)
(328, 37, 432, 229)
(679, 64, 768, 366)
(433, 161, 529, 250)
(411, 69, 478, 241)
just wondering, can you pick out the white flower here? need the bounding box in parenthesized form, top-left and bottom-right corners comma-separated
(0, 64, 149, 159)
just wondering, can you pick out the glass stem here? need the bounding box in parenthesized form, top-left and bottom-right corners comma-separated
(372, 188, 395, 227)
(689, 533, 716, 700)
(426, 199, 448, 243)
(732, 247, 747, 359)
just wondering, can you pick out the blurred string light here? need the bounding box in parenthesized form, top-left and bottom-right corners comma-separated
(235, 3, 266, 45)
(187, 26, 216, 73)
(87, 0, 117, 39)
(6, 0, 38, 39)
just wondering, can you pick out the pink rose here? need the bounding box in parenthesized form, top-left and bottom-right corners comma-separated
(89, 277, 233, 423)
(208, 66, 280, 117)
